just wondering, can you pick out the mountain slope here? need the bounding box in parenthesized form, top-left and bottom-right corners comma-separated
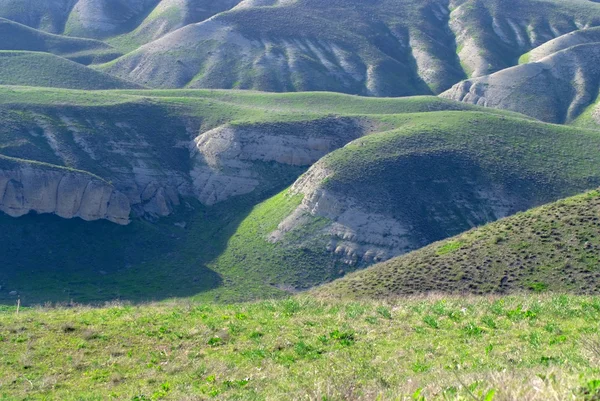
(0, 17, 121, 64)
(441, 43, 600, 123)
(520, 26, 600, 63)
(0, 0, 75, 34)
(0, 51, 142, 89)
(96, 0, 600, 93)
(3, 0, 600, 93)
(448, 0, 600, 77)
(107, 0, 243, 51)
(316, 189, 600, 298)
(205, 112, 600, 292)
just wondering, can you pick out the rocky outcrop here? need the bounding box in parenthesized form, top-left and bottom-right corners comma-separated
(0, 166, 130, 224)
(189, 118, 367, 205)
(269, 165, 415, 265)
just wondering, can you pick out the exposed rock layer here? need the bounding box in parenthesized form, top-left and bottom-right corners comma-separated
(0, 166, 130, 225)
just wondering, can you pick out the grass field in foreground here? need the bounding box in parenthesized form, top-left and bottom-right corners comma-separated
(1, 295, 600, 400)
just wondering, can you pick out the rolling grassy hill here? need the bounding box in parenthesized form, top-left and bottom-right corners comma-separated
(0, 87, 518, 305)
(0, 51, 142, 89)
(0, 17, 122, 65)
(317, 189, 600, 299)
(1, 88, 600, 305)
(208, 112, 600, 295)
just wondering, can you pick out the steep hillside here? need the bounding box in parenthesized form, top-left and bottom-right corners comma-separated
(441, 43, 600, 123)
(107, 0, 243, 52)
(0, 0, 75, 34)
(448, 0, 600, 77)
(97, 0, 600, 93)
(2, 88, 600, 304)
(3, 0, 600, 93)
(317, 190, 600, 298)
(0, 17, 121, 64)
(0, 51, 142, 89)
(0, 87, 516, 224)
(206, 112, 600, 292)
(100, 0, 460, 95)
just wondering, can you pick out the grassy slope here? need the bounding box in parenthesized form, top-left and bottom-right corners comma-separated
(1, 295, 600, 400)
(220, 112, 600, 293)
(1, 88, 600, 305)
(0, 87, 515, 305)
(318, 190, 600, 298)
(0, 51, 141, 89)
(0, 87, 598, 306)
(0, 17, 121, 65)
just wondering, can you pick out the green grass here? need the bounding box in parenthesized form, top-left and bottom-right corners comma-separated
(0, 51, 140, 89)
(0, 17, 122, 65)
(0, 86, 598, 305)
(1, 295, 600, 400)
(318, 189, 600, 298)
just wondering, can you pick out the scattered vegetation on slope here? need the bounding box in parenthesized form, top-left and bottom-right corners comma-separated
(319, 190, 600, 298)
(1, 295, 600, 400)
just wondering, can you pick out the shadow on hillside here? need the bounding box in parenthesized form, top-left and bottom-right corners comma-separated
(0, 173, 301, 306)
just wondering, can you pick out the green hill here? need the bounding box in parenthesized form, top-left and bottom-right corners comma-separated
(207, 112, 600, 296)
(1, 88, 600, 305)
(317, 189, 600, 299)
(0, 17, 122, 65)
(98, 0, 600, 93)
(0, 51, 142, 89)
(0, 87, 514, 305)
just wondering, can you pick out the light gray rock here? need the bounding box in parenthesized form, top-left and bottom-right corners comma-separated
(0, 166, 131, 224)
(441, 43, 600, 123)
(189, 118, 367, 205)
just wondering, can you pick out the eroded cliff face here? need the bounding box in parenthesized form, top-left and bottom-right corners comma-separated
(189, 117, 368, 205)
(0, 166, 130, 225)
(269, 153, 535, 267)
(0, 104, 372, 224)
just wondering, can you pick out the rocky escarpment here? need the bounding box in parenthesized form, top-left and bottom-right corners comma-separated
(0, 164, 130, 225)
(266, 112, 600, 269)
(0, 99, 375, 223)
(441, 43, 600, 123)
(189, 117, 368, 205)
(270, 155, 527, 266)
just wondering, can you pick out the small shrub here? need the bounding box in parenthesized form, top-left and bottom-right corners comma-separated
(436, 241, 464, 256)
(423, 315, 439, 329)
(330, 329, 355, 346)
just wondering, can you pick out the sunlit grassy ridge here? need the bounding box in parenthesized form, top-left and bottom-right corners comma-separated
(318, 189, 600, 298)
(1, 295, 600, 400)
